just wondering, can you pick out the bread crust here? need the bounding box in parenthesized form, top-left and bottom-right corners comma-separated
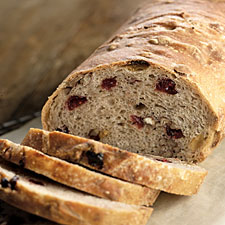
(22, 129, 208, 196)
(42, 0, 225, 163)
(0, 159, 152, 225)
(0, 139, 160, 206)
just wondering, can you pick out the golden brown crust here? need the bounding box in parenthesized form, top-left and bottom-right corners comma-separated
(22, 129, 208, 196)
(0, 160, 152, 225)
(42, 0, 225, 162)
(0, 139, 160, 206)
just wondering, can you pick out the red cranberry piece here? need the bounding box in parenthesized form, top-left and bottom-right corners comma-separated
(130, 115, 144, 129)
(166, 125, 184, 139)
(156, 158, 172, 163)
(101, 77, 117, 90)
(156, 78, 178, 95)
(66, 96, 87, 110)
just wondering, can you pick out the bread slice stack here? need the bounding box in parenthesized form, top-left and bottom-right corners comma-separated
(0, 128, 207, 224)
(22, 128, 207, 196)
(0, 158, 151, 225)
(0, 139, 159, 206)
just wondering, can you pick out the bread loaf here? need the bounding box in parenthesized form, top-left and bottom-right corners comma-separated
(0, 159, 152, 225)
(42, 0, 225, 164)
(22, 128, 208, 195)
(0, 139, 159, 206)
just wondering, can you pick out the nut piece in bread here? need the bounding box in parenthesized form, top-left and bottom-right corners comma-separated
(0, 139, 160, 206)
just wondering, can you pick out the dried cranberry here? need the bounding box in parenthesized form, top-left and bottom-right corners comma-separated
(56, 125, 69, 133)
(9, 175, 19, 190)
(156, 78, 178, 95)
(130, 115, 144, 129)
(101, 77, 117, 90)
(29, 179, 45, 186)
(66, 96, 87, 110)
(86, 151, 104, 169)
(156, 158, 172, 163)
(1, 177, 9, 188)
(166, 126, 184, 139)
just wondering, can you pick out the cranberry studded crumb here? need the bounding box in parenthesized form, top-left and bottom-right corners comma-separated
(1, 177, 9, 188)
(166, 125, 184, 139)
(66, 96, 87, 110)
(86, 151, 104, 169)
(56, 125, 69, 134)
(156, 158, 172, 163)
(130, 115, 144, 129)
(156, 78, 178, 95)
(101, 77, 117, 90)
(9, 175, 19, 190)
(29, 179, 45, 186)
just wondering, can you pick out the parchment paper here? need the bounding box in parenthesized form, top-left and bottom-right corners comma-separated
(1, 117, 225, 225)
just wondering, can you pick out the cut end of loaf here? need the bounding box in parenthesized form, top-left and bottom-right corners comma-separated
(43, 62, 217, 163)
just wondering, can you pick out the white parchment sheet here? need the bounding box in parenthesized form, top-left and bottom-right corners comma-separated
(1, 117, 225, 225)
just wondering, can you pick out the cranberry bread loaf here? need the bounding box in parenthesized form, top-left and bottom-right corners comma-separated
(42, 0, 225, 164)
(0, 139, 159, 206)
(22, 128, 207, 195)
(0, 159, 152, 225)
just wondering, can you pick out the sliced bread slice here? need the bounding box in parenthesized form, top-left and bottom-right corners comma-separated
(22, 128, 208, 195)
(0, 159, 152, 225)
(0, 139, 159, 206)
